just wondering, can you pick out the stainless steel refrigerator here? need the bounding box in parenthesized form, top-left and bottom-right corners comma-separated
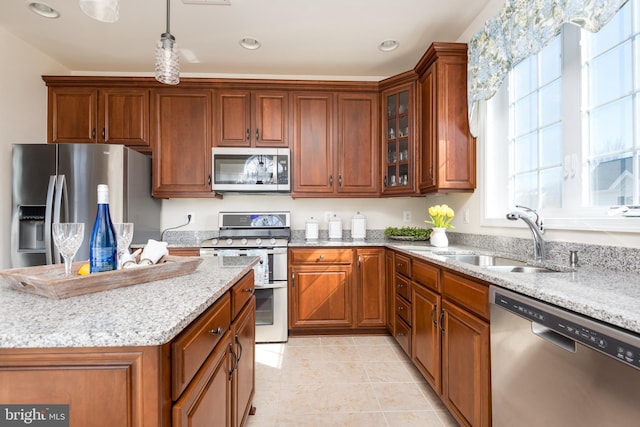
(11, 143, 161, 268)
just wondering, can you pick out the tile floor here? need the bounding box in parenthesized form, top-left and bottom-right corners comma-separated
(245, 335, 459, 427)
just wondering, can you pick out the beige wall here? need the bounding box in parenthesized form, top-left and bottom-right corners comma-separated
(0, 26, 69, 269)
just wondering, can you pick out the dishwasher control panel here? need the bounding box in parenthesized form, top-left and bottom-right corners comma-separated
(493, 291, 640, 371)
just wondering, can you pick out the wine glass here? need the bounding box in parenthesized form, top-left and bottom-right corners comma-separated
(113, 223, 134, 269)
(52, 223, 85, 276)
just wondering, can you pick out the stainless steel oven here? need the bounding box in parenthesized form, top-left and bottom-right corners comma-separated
(201, 212, 290, 343)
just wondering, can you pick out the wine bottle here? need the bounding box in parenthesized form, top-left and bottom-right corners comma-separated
(89, 184, 117, 273)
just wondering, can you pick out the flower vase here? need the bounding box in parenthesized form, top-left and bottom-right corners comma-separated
(430, 227, 448, 248)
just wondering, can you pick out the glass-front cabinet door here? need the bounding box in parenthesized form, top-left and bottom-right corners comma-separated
(382, 83, 415, 195)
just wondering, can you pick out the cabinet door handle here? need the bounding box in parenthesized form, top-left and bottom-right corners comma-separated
(244, 288, 253, 294)
(91, 128, 96, 141)
(317, 255, 324, 261)
(439, 309, 445, 335)
(246, 128, 250, 141)
(229, 343, 238, 381)
(429, 165, 433, 180)
(397, 283, 403, 289)
(397, 306, 403, 311)
(397, 332, 405, 337)
(101, 128, 106, 140)
(384, 176, 387, 187)
(210, 326, 223, 336)
(338, 175, 342, 187)
(208, 174, 212, 186)
(431, 305, 437, 327)
(357, 255, 361, 268)
(256, 128, 259, 141)
(235, 334, 243, 363)
(291, 272, 295, 288)
(329, 175, 333, 186)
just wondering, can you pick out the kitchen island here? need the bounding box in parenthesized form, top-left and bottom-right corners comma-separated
(0, 256, 258, 427)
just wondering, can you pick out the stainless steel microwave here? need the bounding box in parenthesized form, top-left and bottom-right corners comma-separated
(211, 148, 291, 193)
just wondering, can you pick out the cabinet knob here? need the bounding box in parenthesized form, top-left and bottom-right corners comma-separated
(397, 306, 403, 311)
(244, 288, 253, 294)
(210, 326, 223, 336)
(397, 283, 403, 288)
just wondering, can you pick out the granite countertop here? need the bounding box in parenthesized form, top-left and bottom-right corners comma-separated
(0, 256, 258, 349)
(383, 242, 640, 336)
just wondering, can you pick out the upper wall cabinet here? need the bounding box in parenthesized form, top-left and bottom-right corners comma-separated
(151, 89, 215, 198)
(380, 73, 418, 196)
(46, 84, 150, 152)
(214, 90, 288, 147)
(415, 43, 476, 193)
(290, 91, 379, 197)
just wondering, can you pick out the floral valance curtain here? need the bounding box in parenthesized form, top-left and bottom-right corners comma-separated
(467, 0, 629, 136)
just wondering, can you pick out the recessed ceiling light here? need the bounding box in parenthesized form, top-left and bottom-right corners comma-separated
(379, 39, 399, 52)
(240, 37, 261, 50)
(27, 2, 60, 18)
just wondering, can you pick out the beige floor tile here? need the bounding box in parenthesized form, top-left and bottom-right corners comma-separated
(355, 344, 402, 362)
(286, 336, 323, 347)
(384, 410, 446, 426)
(417, 381, 447, 410)
(363, 361, 415, 383)
(352, 335, 395, 346)
(318, 360, 370, 383)
(321, 345, 361, 361)
(435, 410, 461, 426)
(320, 412, 388, 426)
(320, 336, 356, 346)
(322, 383, 381, 413)
(283, 344, 326, 360)
(372, 382, 434, 411)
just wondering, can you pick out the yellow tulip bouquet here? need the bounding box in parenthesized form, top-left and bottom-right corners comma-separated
(425, 204, 455, 229)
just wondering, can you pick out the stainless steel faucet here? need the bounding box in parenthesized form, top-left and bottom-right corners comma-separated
(506, 205, 546, 261)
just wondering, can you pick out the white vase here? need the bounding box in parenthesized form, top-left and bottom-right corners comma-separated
(430, 227, 448, 248)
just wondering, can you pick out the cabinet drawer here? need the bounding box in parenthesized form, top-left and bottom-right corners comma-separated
(413, 259, 440, 292)
(442, 271, 489, 320)
(395, 253, 412, 278)
(231, 270, 255, 319)
(396, 295, 411, 326)
(290, 248, 353, 264)
(395, 274, 411, 302)
(394, 316, 411, 357)
(172, 292, 231, 400)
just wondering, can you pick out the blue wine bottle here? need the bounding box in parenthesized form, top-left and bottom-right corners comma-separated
(89, 184, 117, 273)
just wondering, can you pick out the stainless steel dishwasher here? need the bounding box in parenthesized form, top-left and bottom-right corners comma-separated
(490, 286, 640, 426)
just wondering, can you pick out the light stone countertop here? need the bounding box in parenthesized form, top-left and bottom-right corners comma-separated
(0, 256, 258, 349)
(289, 238, 640, 335)
(384, 242, 640, 336)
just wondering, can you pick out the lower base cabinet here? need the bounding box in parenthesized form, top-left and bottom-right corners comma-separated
(412, 282, 441, 393)
(232, 297, 256, 427)
(288, 247, 386, 333)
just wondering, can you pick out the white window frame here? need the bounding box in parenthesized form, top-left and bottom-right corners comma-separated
(481, 4, 640, 233)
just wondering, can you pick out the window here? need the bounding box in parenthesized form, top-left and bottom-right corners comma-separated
(484, 0, 640, 230)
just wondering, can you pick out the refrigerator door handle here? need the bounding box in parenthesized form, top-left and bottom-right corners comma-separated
(51, 175, 68, 263)
(44, 175, 56, 265)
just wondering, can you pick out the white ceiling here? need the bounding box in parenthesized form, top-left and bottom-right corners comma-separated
(0, 0, 493, 80)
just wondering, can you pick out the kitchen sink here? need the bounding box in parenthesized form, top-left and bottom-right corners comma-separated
(485, 265, 560, 273)
(439, 254, 527, 267)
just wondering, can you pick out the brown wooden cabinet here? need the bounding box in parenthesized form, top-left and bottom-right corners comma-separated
(415, 43, 476, 193)
(393, 253, 412, 356)
(290, 91, 379, 197)
(47, 86, 150, 151)
(385, 250, 395, 333)
(336, 92, 379, 195)
(380, 75, 418, 195)
(151, 89, 215, 198)
(231, 296, 256, 427)
(355, 248, 386, 328)
(215, 90, 288, 147)
(412, 278, 442, 394)
(288, 247, 386, 333)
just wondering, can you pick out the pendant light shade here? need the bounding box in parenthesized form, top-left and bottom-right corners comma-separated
(155, 0, 180, 85)
(79, 0, 119, 23)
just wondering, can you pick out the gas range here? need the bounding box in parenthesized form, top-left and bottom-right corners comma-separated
(200, 211, 291, 249)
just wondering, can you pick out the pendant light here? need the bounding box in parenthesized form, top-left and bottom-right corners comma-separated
(155, 0, 180, 85)
(79, 0, 119, 23)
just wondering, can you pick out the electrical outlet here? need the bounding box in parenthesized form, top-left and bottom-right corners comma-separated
(463, 208, 470, 224)
(403, 211, 412, 222)
(187, 212, 194, 225)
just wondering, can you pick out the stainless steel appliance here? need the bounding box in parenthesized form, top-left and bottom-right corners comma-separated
(11, 143, 161, 268)
(200, 212, 290, 343)
(211, 147, 290, 193)
(490, 286, 640, 426)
